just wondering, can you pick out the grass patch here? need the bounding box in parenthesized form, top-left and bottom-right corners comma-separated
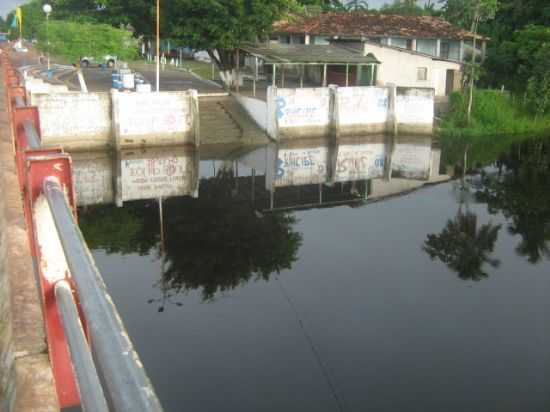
(441, 90, 550, 138)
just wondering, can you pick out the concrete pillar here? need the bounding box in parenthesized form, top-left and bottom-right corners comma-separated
(411, 38, 417, 51)
(272, 64, 276, 87)
(266, 86, 278, 140)
(387, 84, 398, 137)
(323, 64, 327, 87)
(387, 37, 392, 46)
(345, 64, 349, 87)
(459, 40, 464, 62)
(190, 89, 200, 147)
(436, 39, 441, 57)
(328, 84, 338, 141)
(305, 34, 310, 45)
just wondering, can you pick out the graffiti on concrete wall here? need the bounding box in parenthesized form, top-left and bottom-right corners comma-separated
(334, 142, 386, 182)
(276, 88, 330, 129)
(120, 148, 197, 201)
(72, 153, 114, 206)
(274, 146, 329, 187)
(337, 87, 389, 126)
(116, 92, 192, 137)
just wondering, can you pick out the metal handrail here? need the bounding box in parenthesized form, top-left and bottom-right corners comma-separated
(54, 280, 109, 412)
(22, 120, 41, 148)
(14, 95, 25, 108)
(43, 177, 164, 412)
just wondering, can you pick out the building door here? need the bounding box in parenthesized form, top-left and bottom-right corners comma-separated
(445, 69, 455, 95)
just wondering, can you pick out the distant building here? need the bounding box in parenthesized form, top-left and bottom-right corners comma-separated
(272, 13, 489, 96)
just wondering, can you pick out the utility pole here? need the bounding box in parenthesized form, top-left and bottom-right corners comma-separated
(156, 0, 160, 92)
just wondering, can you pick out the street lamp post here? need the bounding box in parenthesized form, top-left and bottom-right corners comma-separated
(42, 4, 52, 72)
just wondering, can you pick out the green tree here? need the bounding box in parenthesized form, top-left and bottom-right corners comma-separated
(442, 0, 498, 123)
(36, 20, 138, 62)
(345, 0, 369, 10)
(51, 0, 155, 36)
(158, 0, 295, 82)
(297, 0, 345, 11)
(380, 0, 426, 16)
(0, 16, 9, 32)
(423, 211, 501, 280)
(4, 0, 47, 40)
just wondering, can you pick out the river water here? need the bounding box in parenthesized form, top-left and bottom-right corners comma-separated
(74, 134, 550, 412)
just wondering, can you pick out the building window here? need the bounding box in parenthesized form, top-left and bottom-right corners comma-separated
(417, 67, 428, 81)
(440, 42, 450, 59)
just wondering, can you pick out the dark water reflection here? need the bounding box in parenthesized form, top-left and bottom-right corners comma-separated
(76, 135, 550, 412)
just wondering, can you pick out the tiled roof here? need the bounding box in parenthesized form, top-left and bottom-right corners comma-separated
(274, 13, 487, 41)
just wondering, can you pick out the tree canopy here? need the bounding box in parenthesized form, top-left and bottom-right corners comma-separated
(0, 16, 9, 32)
(380, 0, 431, 16)
(36, 20, 138, 62)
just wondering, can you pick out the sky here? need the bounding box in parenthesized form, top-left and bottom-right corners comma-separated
(1, 0, 23, 19)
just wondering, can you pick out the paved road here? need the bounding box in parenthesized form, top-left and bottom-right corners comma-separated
(80, 62, 223, 94)
(10, 50, 223, 94)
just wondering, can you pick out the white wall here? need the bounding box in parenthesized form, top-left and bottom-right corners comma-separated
(112, 90, 198, 149)
(34, 92, 112, 150)
(336, 86, 389, 135)
(234, 94, 268, 130)
(275, 87, 331, 138)
(118, 146, 199, 203)
(265, 84, 434, 139)
(72, 151, 114, 206)
(363, 43, 461, 96)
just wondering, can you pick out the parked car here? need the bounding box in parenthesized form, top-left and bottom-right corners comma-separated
(164, 47, 196, 60)
(80, 55, 117, 68)
(193, 50, 211, 63)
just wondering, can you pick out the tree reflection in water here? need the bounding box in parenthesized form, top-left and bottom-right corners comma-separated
(423, 212, 501, 281)
(80, 170, 303, 306)
(475, 138, 550, 264)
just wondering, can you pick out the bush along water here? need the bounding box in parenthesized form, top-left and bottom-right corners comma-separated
(439, 90, 550, 168)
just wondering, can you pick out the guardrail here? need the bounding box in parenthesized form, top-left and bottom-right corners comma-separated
(2, 51, 164, 412)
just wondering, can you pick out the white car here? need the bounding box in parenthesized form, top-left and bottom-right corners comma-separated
(193, 50, 211, 63)
(80, 55, 117, 68)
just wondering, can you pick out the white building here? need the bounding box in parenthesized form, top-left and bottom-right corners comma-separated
(272, 13, 488, 96)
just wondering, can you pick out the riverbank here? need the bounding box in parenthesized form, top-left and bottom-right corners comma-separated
(440, 90, 550, 138)
(439, 90, 550, 166)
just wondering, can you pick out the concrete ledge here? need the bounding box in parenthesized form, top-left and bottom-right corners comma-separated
(0, 66, 59, 412)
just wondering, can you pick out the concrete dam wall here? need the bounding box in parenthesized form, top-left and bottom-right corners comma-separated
(237, 85, 435, 140)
